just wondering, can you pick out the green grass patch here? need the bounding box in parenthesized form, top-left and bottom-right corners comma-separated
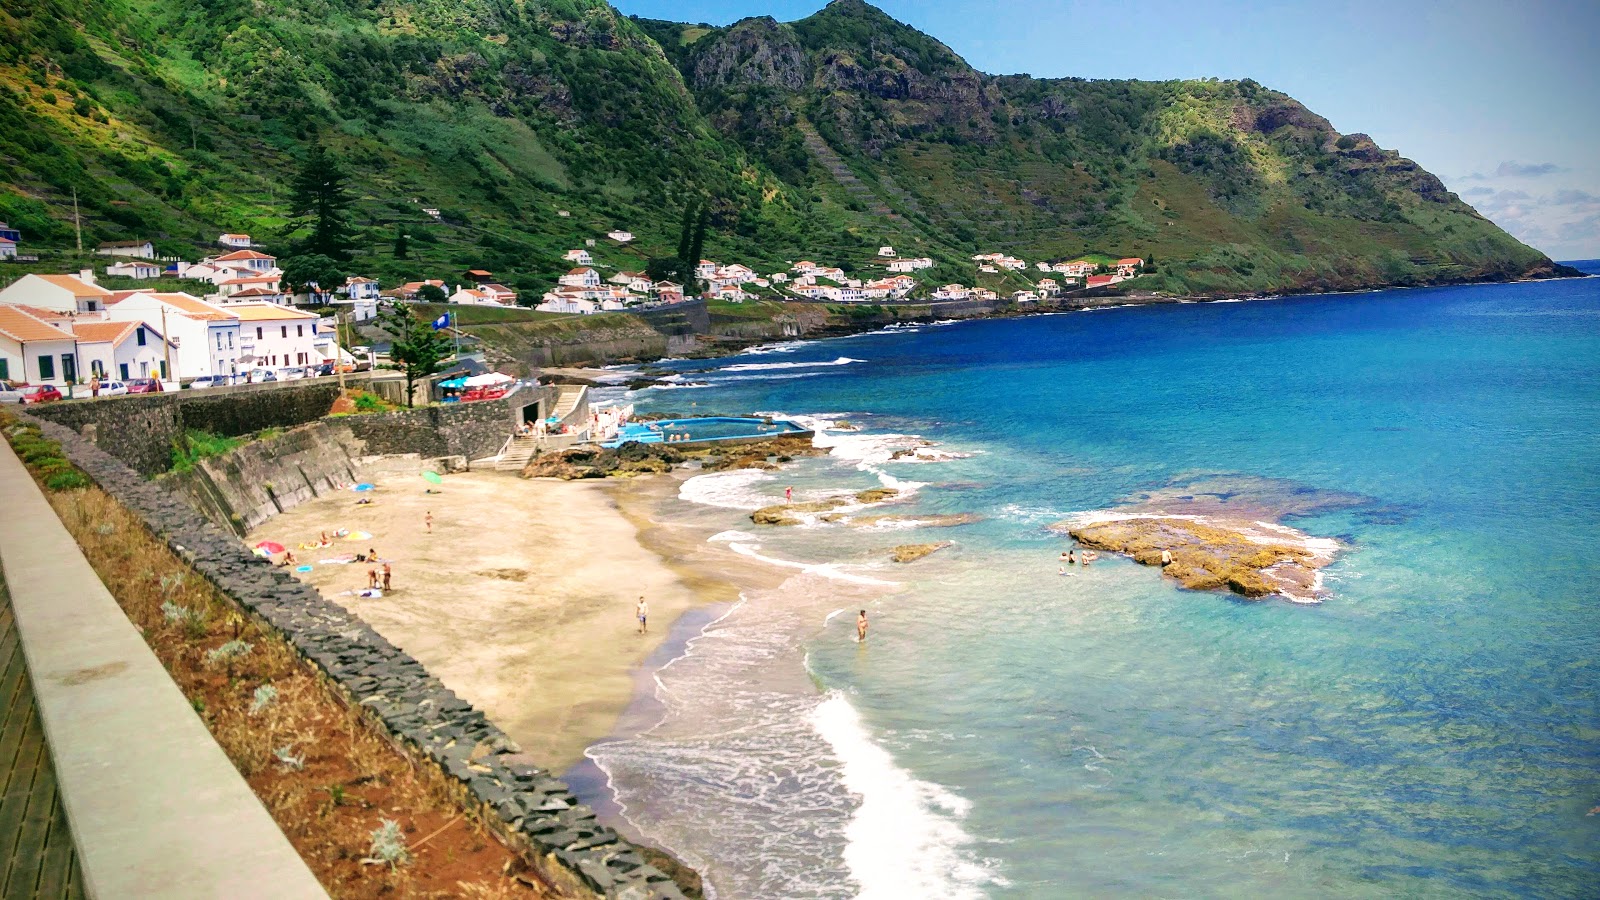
(170, 429, 248, 474)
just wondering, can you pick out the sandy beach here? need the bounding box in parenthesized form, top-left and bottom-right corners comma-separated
(247, 468, 731, 771)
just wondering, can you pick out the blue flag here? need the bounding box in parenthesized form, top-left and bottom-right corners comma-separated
(431, 313, 449, 330)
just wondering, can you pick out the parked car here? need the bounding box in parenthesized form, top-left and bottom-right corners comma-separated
(0, 380, 26, 403)
(96, 380, 129, 396)
(126, 378, 164, 394)
(187, 374, 231, 389)
(313, 362, 336, 377)
(244, 368, 278, 383)
(278, 366, 308, 381)
(17, 384, 63, 404)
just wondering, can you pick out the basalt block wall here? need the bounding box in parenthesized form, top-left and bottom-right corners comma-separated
(25, 417, 689, 900)
(30, 380, 351, 476)
(169, 422, 370, 536)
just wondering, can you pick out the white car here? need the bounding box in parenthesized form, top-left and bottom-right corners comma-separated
(96, 380, 129, 396)
(187, 375, 231, 389)
(278, 367, 308, 381)
(0, 380, 23, 404)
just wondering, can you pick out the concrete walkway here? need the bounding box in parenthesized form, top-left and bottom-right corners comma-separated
(0, 442, 327, 898)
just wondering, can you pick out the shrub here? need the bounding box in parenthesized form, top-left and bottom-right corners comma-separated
(354, 392, 385, 412)
(44, 470, 89, 491)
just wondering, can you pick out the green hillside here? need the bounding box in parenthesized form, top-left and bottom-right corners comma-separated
(0, 0, 1573, 299)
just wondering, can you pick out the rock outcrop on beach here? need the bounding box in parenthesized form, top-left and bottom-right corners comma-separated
(750, 488, 901, 526)
(698, 435, 827, 472)
(522, 443, 685, 480)
(1058, 516, 1334, 601)
(891, 542, 952, 563)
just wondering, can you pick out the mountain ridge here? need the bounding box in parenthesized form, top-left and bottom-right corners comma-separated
(0, 0, 1576, 299)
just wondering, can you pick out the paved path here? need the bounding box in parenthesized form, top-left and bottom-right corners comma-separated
(0, 577, 84, 900)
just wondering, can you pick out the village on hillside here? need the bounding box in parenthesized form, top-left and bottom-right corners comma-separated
(0, 215, 1146, 392)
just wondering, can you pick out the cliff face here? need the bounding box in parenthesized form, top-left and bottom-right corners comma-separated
(0, 0, 1572, 297)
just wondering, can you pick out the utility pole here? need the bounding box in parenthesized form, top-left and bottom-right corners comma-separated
(336, 308, 347, 396)
(72, 187, 82, 253)
(160, 305, 175, 386)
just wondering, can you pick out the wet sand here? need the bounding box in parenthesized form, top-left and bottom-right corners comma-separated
(247, 469, 734, 771)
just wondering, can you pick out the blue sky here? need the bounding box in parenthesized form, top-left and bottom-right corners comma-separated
(614, 0, 1600, 259)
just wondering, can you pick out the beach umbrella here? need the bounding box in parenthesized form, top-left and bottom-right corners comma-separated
(254, 541, 286, 554)
(422, 470, 443, 485)
(346, 530, 373, 541)
(353, 483, 376, 492)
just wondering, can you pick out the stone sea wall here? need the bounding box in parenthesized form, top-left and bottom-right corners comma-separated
(28, 415, 688, 900)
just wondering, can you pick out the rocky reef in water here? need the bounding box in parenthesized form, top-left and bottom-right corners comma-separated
(891, 542, 952, 563)
(1057, 515, 1337, 602)
(749, 488, 901, 526)
(521, 434, 824, 480)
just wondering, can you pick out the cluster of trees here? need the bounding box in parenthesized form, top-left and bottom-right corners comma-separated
(645, 198, 710, 294)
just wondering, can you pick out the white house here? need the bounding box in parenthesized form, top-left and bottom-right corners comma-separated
(607, 230, 635, 243)
(218, 233, 252, 249)
(1116, 257, 1145, 277)
(562, 249, 593, 265)
(536, 292, 600, 315)
(613, 272, 654, 294)
(933, 284, 970, 301)
(0, 306, 78, 386)
(1059, 260, 1096, 277)
(887, 259, 916, 273)
(211, 274, 284, 301)
(770, 272, 789, 283)
(998, 256, 1026, 271)
(96, 240, 155, 259)
(1037, 278, 1060, 295)
(878, 246, 896, 258)
(0, 237, 16, 260)
(695, 260, 719, 281)
(341, 276, 381, 301)
(210, 249, 278, 273)
(0, 271, 114, 314)
(70, 319, 173, 382)
(231, 303, 322, 370)
(793, 260, 818, 275)
(558, 267, 601, 289)
(105, 291, 241, 380)
(1012, 290, 1039, 304)
(718, 264, 757, 283)
(106, 260, 162, 279)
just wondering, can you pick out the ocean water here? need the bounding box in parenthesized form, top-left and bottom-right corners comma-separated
(584, 273, 1600, 898)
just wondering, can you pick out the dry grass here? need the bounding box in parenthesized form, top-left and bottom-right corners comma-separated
(42, 486, 557, 898)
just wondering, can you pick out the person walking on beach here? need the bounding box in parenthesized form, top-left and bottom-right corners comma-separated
(367, 567, 379, 589)
(856, 610, 869, 643)
(636, 596, 649, 634)
(425, 511, 433, 534)
(786, 485, 794, 503)
(382, 563, 392, 592)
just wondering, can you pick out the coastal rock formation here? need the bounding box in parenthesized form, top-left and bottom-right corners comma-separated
(850, 512, 981, 528)
(750, 488, 901, 526)
(1058, 515, 1335, 602)
(522, 443, 685, 480)
(891, 542, 952, 563)
(698, 435, 827, 472)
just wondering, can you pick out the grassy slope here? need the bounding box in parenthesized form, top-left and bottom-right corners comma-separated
(0, 0, 1562, 306)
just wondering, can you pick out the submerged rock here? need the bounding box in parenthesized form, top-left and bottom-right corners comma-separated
(749, 487, 902, 526)
(891, 542, 952, 563)
(1057, 515, 1335, 601)
(697, 435, 828, 472)
(521, 442, 685, 480)
(850, 512, 981, 528)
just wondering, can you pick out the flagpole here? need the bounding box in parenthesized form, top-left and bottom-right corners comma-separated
(452, 310, 459, 359)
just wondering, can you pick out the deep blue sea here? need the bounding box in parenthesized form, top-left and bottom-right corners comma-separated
(585, 272, 1600, 899)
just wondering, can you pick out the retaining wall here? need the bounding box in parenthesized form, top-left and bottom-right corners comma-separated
(28, 414, 687, 900)
(30, 379, 360, 476)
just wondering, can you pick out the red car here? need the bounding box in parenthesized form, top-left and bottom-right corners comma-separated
(126, 377, 164, 394)
(17, 384, 63, 404)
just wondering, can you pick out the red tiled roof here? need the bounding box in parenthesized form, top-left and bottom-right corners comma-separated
(0, 307, 75, 343)
(214, 250, 275, 261)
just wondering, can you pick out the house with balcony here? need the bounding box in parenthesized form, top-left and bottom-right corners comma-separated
(105, 291, 241, 379)
(562, 249, 593, 266)
(558, 267, 601, 289)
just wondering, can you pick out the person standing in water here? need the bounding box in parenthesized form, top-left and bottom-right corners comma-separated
(786, 485, 794, 503)
(856, 610, 869, 642)
(636, 596, 648, 634)
(425, 511, 433, 534)
(1161, 548, 1173, 567)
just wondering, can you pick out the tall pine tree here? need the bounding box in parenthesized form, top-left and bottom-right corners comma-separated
(287, 144, 356, 262)
(393, 225, 408, 259)
(685, 204, 709, 296)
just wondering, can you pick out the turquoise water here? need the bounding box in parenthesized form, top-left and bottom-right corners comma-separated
(587, 274, 1600, 898)
(603, 416, 808, 447)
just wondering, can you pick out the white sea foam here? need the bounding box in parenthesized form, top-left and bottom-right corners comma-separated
(720, 356, 864, 373)
(741, 339, 816, 355)
(726, 542, 899, 586)
(679, 470, 775, 511)
(811, 693, 1005, 899)
(707, 530, 761, 543)
(715, 372, 826, 383)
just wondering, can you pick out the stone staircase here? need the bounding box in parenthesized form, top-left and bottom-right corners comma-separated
(551, 384, 585, 420)
(495, 434, 542, 472)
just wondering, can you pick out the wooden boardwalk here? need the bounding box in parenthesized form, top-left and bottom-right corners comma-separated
(0, 578, 84, 900)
